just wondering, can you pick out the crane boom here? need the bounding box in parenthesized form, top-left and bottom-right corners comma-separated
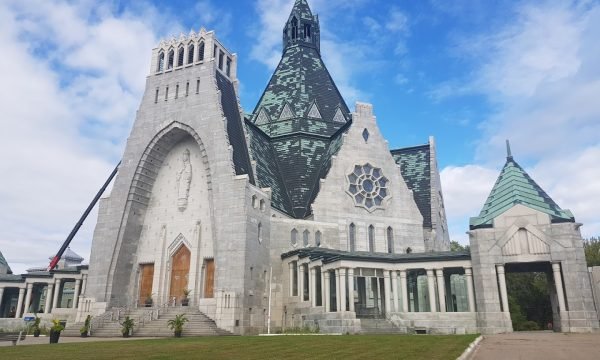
(47, 162, 121, 271)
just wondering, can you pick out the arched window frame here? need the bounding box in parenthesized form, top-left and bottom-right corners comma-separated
(386, 226, 394, 254)
(177, 46, 185, 67)
(368, 225, 375, 253)
(187, 43, 195, 64)
(315, 231, 322, 247)
(198, 41, 205, 61)
(349, 223, 356, 252)
(167, 49, 175, 69)
(303, 230, 309, 247)
(291, 228, 298, 247)
(157, 51, 165, 72)
(258, 222, 262, 243)
(291, 17, 298, 40)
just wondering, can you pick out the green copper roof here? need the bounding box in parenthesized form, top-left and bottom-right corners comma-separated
(470, 145, 574, 229)
(0, 250, 12, 274)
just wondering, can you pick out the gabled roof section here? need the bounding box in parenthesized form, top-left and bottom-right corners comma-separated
(391, 144, 432, 228)
(470, 142, 574, 229)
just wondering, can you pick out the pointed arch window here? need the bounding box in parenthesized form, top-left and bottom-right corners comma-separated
(157, 52, 165, 72)
(368, 225, 375, 253)
(177, 46, 185, 67)
(167, 49, 174, 69)
(291, 17, 298, 40)
(387, 227, 394, 254)
(187, 44, 195, 64)
(291, 228, 298, 246)
(198, 41, 205, 61)
(349, 223, 356, 252)
(315, 231, 322, 247)
(304, 24, 311, 39)
(258, 222, 263, 244)
(303, 230, 309, 247)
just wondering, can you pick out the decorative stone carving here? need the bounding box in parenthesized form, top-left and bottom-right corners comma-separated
(346, 163, 389, 211)
(502, 228, 550, 256)
(176, 149, 193, 211)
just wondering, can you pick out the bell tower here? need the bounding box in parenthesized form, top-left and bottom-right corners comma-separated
(283, 0, 320, 51)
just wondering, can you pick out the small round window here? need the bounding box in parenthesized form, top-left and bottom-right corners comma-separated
(347, 163, 389, 211)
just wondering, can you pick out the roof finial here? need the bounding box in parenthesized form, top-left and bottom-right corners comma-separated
(506, 139, 512, 159)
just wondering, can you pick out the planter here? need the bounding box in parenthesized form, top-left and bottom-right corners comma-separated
(122, 332, 130, 338)
(174, 330, 182, 338)
(144, 301, 153, 308)
(181, 298, 189, 306)
(33, 329, 41, 337)
(49, 330, 61, 344)
(80, 332, 88, 338)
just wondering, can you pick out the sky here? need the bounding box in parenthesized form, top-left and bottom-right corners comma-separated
(1, 0, 599, 274)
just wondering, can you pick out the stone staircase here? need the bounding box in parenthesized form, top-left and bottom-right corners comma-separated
(63, 307, 230, 337)
(359, 318, 407, 334)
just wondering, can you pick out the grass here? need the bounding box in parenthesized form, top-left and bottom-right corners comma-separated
(0, 334, 477, 360)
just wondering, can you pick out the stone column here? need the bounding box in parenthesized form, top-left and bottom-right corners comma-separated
(44, 283, 54, 314)
(289, 262, 295, 297)
(0, 287, 4, 312)
(391, 271, 399, 312)
(335, 269, 341, 312)
(324, 270, 331, 312)
(465, 267, 476, 312)
(15, 288, 25, 318)
(348, 268, 355, 312)
(436, 269, 446, 312)
(400, 270, 408, 312)
(310, 267, 317, 307)
(81, 274, 88, 295)
(298, 263, 304, 301)
(552, 262, 567, 312)
(321, 269, 326, 307)
(496, 264, 509, 313)
(339, 268, 347, 312)
(383, 271, 392, 316)
(73, 279, 81, 309)
(23, 283, 33, 315)
(52, 279, 61, 310)
(426, 269, 437, 313)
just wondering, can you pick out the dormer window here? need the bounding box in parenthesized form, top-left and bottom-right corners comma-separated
(167, 49, 174, 69)
(177, 46, 184, 67)
(304, 24, 311, 39)
(187, 44, 194, 64)
(157, 52, 164, 72)
(198, 41, 205, 61)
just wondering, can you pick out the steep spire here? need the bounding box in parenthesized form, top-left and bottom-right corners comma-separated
(470, 146, 574, 229)
(283, 0, 320, 51)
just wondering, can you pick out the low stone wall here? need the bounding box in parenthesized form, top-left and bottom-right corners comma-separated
(589, 267, 600, 322)
(302, 312, 361, 334)
(389, 312, 478, 334)
(0, 318, 29, 332)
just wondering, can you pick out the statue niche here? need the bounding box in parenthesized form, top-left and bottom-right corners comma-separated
(176, 148, 193, 211)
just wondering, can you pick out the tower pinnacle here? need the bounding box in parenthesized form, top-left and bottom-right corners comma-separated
(283, 0, 320, 51)
(506, 139, 512, 159)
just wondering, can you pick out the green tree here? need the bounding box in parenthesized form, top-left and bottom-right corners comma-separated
(450, 241, 470, 252)
(584, 237, 600, 267)
(506, 272, 552, 330)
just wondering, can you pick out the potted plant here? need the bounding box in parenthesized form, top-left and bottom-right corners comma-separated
(181, 289, 191, 306)
(144, 294, 153, 307)
(120, 316, 134, 338)
(49, 319, 64, 344)
(80, 315, 92, 337)
(167, 314, 188, 338)
(31, 314, 41, 337)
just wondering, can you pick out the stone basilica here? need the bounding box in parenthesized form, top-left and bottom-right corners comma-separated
(2, 0, 599, 336)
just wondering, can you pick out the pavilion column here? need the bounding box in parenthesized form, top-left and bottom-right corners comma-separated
(391, 271, 399, 312)
(288, 262, 295, 296)
(324, 270, 331, 312)
(44, 283, 54, 313)
(81, 274, 88, 295)
(73, 279, 81, 309)
(426, 269, 437, 313)
(339, 268, 347, 312)
(0, 287, 4, 311)
(552, 262, 567, 312)
(321, 269, 326, 307)
(436, 269, 446, 312)
(496, 265, 509, 313)
(335, 269, 341, 312)
(15, 288, 25, 318)
(465, 267, 476, 312)
(298, 264, 305, 301)
(400, 270, 408, 312)
(52, 279, 61, 310)
(383, 271, 392, 316)
(310, 267, 317, 307)
(23, 283, 33, 315)
(348, 268, 355, 312)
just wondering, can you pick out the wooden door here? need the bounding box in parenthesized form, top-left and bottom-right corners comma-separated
(139, 264, 154, 306)
(169, 246, 191, 303)
(204, 259, 215, 298)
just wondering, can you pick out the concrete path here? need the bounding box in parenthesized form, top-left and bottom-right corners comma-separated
(0, 335, 162, 347)
(472, 331, 600, 360)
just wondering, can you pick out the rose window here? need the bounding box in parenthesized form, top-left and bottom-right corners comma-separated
(347, 163, 389, 211)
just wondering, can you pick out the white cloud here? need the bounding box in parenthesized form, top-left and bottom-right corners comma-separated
(0, 0, 170, 274)
(439, 1, 600, 242)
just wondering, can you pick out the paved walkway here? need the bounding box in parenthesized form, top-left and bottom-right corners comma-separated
(0, 335, 162, 347)
(472, 331, 600, 360)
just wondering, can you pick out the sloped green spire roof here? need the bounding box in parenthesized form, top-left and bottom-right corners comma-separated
(0, 250, 13, 274)
(470, 142, 574, 229)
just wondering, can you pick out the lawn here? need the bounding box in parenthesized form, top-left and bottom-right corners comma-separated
(0, 334, 477, 360)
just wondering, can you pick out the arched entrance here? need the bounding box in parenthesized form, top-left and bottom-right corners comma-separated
(170, 245, 191, 304)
